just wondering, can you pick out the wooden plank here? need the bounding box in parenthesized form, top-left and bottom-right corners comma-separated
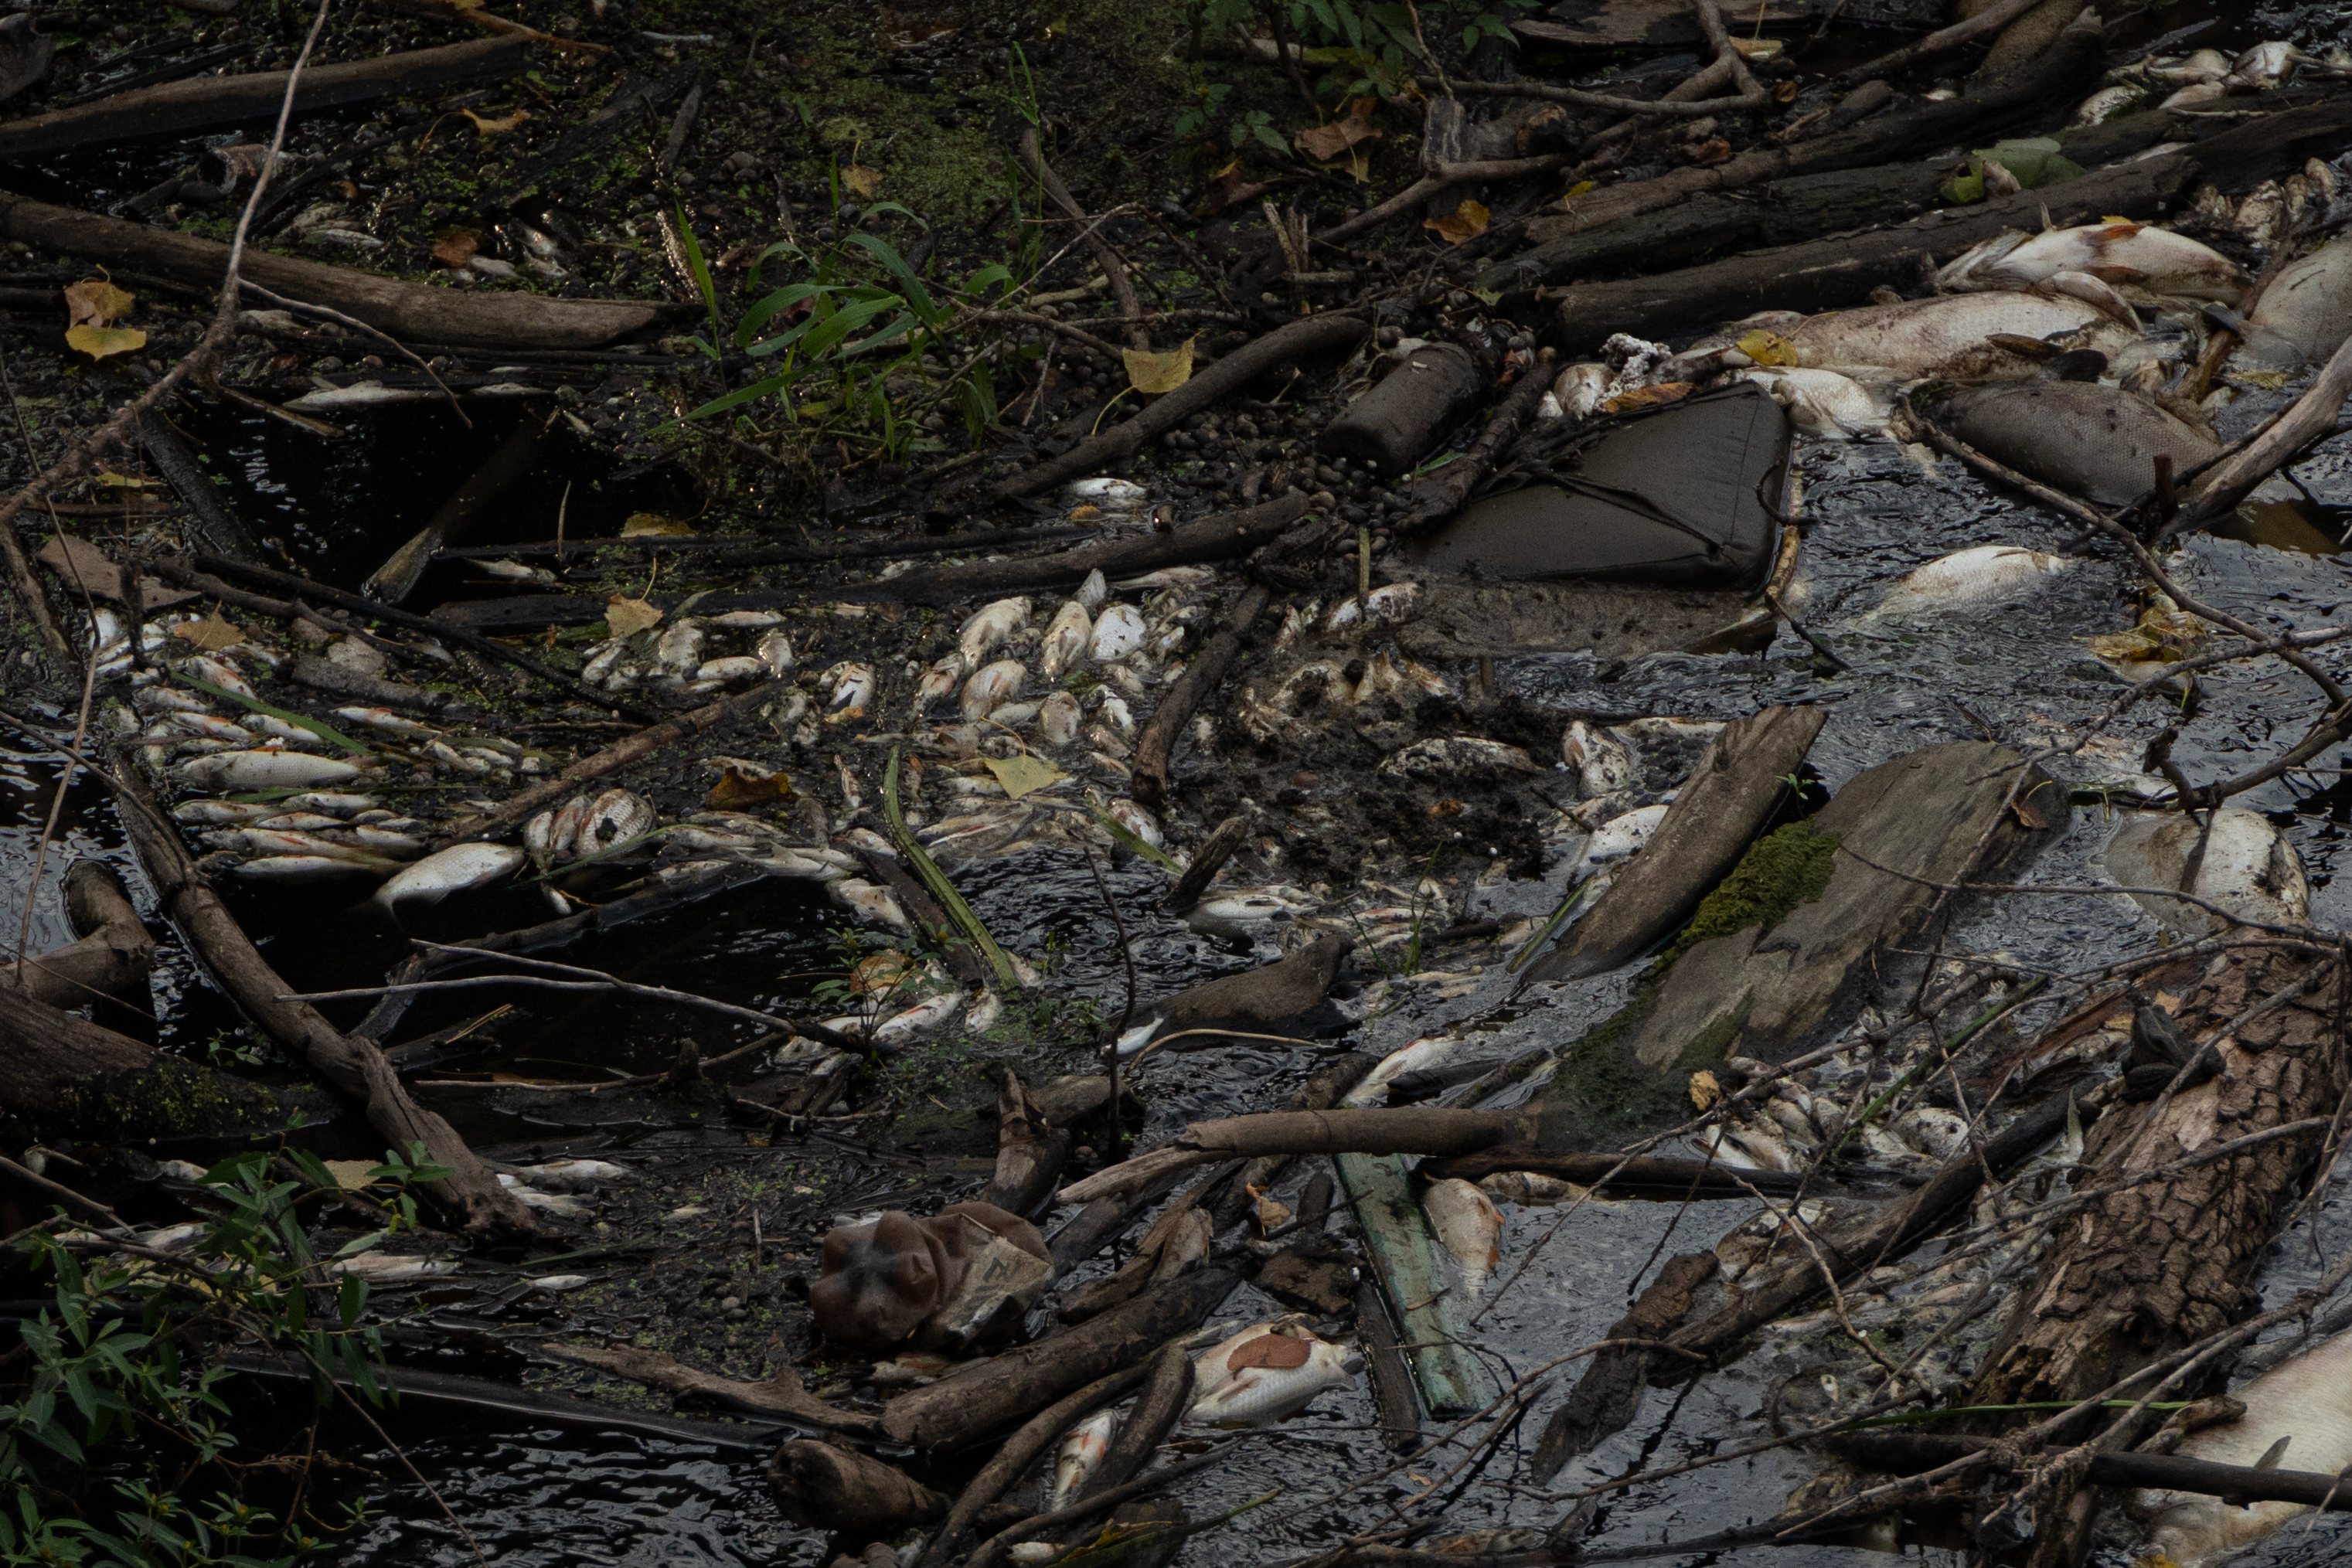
(1336, 1152, 1496, 1418)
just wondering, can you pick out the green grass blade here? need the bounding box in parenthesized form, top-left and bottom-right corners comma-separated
(882, 747, 1023, 992)
(174, 675, 372, 756)
(1085, 801, 1182, 873)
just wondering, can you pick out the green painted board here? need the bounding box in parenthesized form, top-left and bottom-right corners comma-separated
(1335, 1151, 1495, 1417)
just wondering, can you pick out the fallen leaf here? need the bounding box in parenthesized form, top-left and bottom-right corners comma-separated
(66, 325, 146, 362)
(850, 951, 914, 994)
(985, 753, 1064, 799)
(1295, 110, 1381, 165)
(1689, 1069, 1721, 1112)
(460, 107, 531, 134)
(173, 611, 246, 651)
(842, 163, 883, 199)
(1067, 503, 1104, 522)
(706, 764, 793, 811)
(1730, 36, 1782, 59)
(1422, 198, 1488, 244)
(1227, 1333, 1312, 1370)
(94, 470, 159, 488)
(1601, 381, 1693, 413)
(1122, 336, 1196, 396)
(63, 278, 134, 328)
(36, 534, 124, 600)
(1194, 164, 1271, 217)
(1688, 137, 1732, 165)
(323, 1159, 379, 1189)
(1734, 330, 1799, 366)
(621, 512, 696, 537)
(604, 595, 662, 638)
(432, 228, 481, 267)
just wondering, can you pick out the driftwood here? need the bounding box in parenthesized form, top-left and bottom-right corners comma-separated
(1531, 1251, 1717, 1478)
(1319, 344, 1486, 474)
(982, 1069, 1070, 1218)
(1164, 814, 1250, 912)
(1210, 1051, 1377, 1230)
(1355, 1277, 1423, 1451)
(1417, 1150, 1809, 1198)
(985, 314, 1369, 502)
(880, 1265, 1241, 1449)
(285, 651, 456, 713)
(915, 1363, 1153, 1568)
(138, 411, 259, 563)
(538, 1339, 882, 1437)
(1063, 1106, 1524, 1205)
(0, 38, 529, 162)
(1132, 583, 1273, 811)
(104, 758, 532, 1234)
(0, 192, 680, 350)
(5, 859, 154, 1009)
(0, 980, 295, 1139)
(2179, 321, 2352, 528)
(1527, 706, 1826, 984)
(768, 1440, 948, 1538)
(1824, 1429, 2352, 1515)
(1074, 1341, 1195, 1510)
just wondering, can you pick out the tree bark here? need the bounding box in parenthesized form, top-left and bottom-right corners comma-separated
(0, 984, 295, 1140)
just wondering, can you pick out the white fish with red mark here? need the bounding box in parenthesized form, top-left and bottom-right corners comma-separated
(1052, 1409, 1120, 1507)
(174, 750, 366, 793)
(1187, 1336, 1362, 1427)
(1423, 1178, 1502, 1298)
(871, 989, 959, 1044)
(182, 655, 254, 699)
(1040, 600, 1094, 677)
(1090, 603, 1148, 662)
(959, 597, 1031, 666)
(961, 659, 1025, 720)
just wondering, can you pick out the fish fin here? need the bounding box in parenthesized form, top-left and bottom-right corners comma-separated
(2253, 1434, 2291, 1471)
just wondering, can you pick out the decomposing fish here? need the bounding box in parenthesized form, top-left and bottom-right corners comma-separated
(329, 1253, 459, 1281)
(1090, 603, 1148, 662)
(478, 558, 556, 584)
(755, 629, 795, 678)
(1553, 362, 1612, 417)
(822, 662, 877, 720)
(1036, 690, 1083, 747)
(2129, 1328, 2352, 1568)
(1935, 380, 2218, 507)
(1051, 1409, 1120, 1508)
(370, 843, 526, 912)
(870, 988, 958, 1042)
(1741, 292, 2132, 380)
(332, 706, 435, 736)
(960, 659, 1025, 720)
(696, 655, 766, 683)
(1866, 546, 2072, 619)
(914, 654, 967, 712)
(1065, 477, 1149, 512)
(1039, 600, 1094, 677)
(959, 597, 1031, 666)
(2236, 233, 2352, 372)
(1478, 1171, 1593, 1206)
(173, 801, 276, 826)
(514, 1158, 630, 1192)
(1738, 366, 1894, 439)
(1187, 1334, 1362, 1427)
(578, 789, 656, 855)
(229, 852, 400, 883)
(1422, 1177, 1503, 1298)
(174, 750, 366, 793)
(166, 713, 254, 744)
(831, 878, 911, 930)
(1935, 221, 2246, 301)
(1344, 1036, 1459, 1106)
(2103, 808, 2310, 936)
(1561, 721, 1639, 796)
(1379, 736, 1540, 779)
(1582, 804, 1669, 869)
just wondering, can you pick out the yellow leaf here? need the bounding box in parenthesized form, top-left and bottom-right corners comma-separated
(63, 278, 134, 328)
(621, 512, 695, 537)
(1122, 336, 1196, 396)
(849, 951, 914, 994)
(66, 324, 146, 362)
(1734, 330, 1799, 366)
(460, 107, 531, 134)
(842, 163, 884, 199)
(449, 0, 485, 9)
(985, 753, 1064, 799)
(1690, 1070, 1721, 1112)
(604, 595, 663, 638)
(1423, 198, 1489, 244)
(1564, 180, 1595, 202)
(323, 1160, 379, 1189)
(94, 471, 158, 488)
(172, 611, 245, 651)
(706, 764, 793, 811)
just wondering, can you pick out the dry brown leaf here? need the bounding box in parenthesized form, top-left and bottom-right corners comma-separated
(1422, 199, 1488, 244)
(1122, 337, 1195, 396)
(842, 163, 883, 199)
(432, 228, 481, 267)
(706, 764, 793, 811)
(173, 611, 246, 651)
(63, 279, 134, 328)
(1227, 1334, 1313, 1370)
(1195, 164, 1271, 217)
(1601, 381, 1693, 413)
(604, 595, 662, 638)
(1295, 111, 1380, 165)
(461, 107, 531, 134)
(1689, 1070, 1721, 1112)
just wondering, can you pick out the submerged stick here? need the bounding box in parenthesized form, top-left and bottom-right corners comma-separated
(1131, 583, 1272, 811)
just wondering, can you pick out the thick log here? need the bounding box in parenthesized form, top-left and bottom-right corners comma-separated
(1525, 706, 1826, 984)
(985, 314, 1369, 502)
(0, 983, 298, 1141)
(1531, 1251, 1717, 1479)
(104, 758, 532, 1233)
(0, 39, 529, 162)
(915, 1363, 1154, 1568)
(0, 192, 679, 350)
(982, 1069, 1070, 1219)
(6, 859, 154, 1009)
(768, 1440, 948, 1538)
(1392, 352, 1557, 533)
(1210, 1050, 1381, 1230)
(1967, 950, 2340, 1410)
(1073, 1342, 1195, 1508)
(1319, 344, 1486, 474)
(880, 1265, 1242, 1449)
(539, 1339, 882, 1437)
(1131, 582, 1273, 812)
(1165, 814, 1251, 913)
(284, 651, 456, 714)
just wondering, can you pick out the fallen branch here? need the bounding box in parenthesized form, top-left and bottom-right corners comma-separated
(916, 1362, 1155, 1568)
(1132, 582, 1272, 811)
(1824, 1428, 2352, 1514)
(1059, 1107, 1527, 1204)
(537, 1339, 881, 1437)
(2175, 321, 2352, 529)
(1019, 128, 1147, 352)
(1836, 0, 2047, 83)
(1316, 152, 1575, 248)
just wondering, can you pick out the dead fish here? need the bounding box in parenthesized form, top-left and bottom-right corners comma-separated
(871, 988, 958, 1043)
(965, 989, 1003, 1032)
(1936, 221, 2245, 302)
(1738, 366, 1894, 439)
(1936, 381, 2219, 507)
(1187, 1337, 1361, 1427)
(180, 655, 255, 699)
(1561, 721, 1639, 796)
(1895, 1106, 1971, 1162)
(174, 800, 277, 826)
(1040, 600, 1094, 677)
(655, 620, 705, 675)
(1423, 1178, 1503, 1298)
(1478, 1171, 1593, 1206)
(2071, 83, 2145, 125)
(207, 828, 387, 863)
(579, 789, 656, 855)
(478, 558, 556, 584)
(516, 1158, 631, 1192)
(696, 655, 766, 684)
(2129, 1329, 2352, 1568)
(229, 852, 400, 883)
(2237, 233, 2352, 372)
(751, 848, 858, 880)
(914, 653, 968, 713)
(332, 706, 436, 736)
(1090, 603, 1149, 662)
(958, 597, 1032, 666)
(522, 1274, 591, 1291)
(2227, 39, 2303, 87)
(580, 639, 628, 685)
(752, 628, 795, 679)
(285, 380, 430, 411)
(329, 1253, 459, 1281)
(1758, 293, 2129, 379)
(1065, 477, 1149, 512)
(1190, 1319, 1316, 1400)
(1583, 804, 1669, 869)
(869, 1351, 955, 1387)
(1106, 798, 1162, 849)
(174, 750, 366, 793)
(1036, 690, 1083, 747)
(1553, 362, 1612, 417)
(960, 658, 1025, 720)
(1378, 736, 1540, 780)
(1073, 568, 1109, 608)
(1344, 1036, 1459, 1106)
(166, 712, 256, 743)
(497, 1175, 592, 1217)
(370, 842, 526, 912)
(821, 662, 877, 720)
(707, 610, 786, 630)
(2104, 808, 2310, 937)
(1116, 566, 1216, 590)
(1867, 546, 2072, 618)
(1096, 693, 1135, 736)
(831, 878, 911, 930)
(136, 687, 213, 716)
(1052, 1409, 1120, 1508)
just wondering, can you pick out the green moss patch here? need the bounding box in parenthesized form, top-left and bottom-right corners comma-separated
(1656, 821, 1840, 971)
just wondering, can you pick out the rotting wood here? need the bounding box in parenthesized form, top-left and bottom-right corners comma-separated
(1164, 813, 1251, 912)
(881, 1264, 1241, 1449)
(982, 1067, 1071, 1219)
(363, 409, 551, 605)
(1064, 1105, 1525, 1205)
(0, 979, 302, 1139)
(103, 757, 533, 1235)
(539, 1338, 882, 1437)
(1392, 350, 1557, 534)
(0, 38, 529, 163)
(138, 411, 260, 564)
(1531, 1251, 1717, 1479)
(1132, 583, 1273, 811)
(285, 651, 456, 714)
(768, 1440, 948, 1539)
(1417, 1149, 1810, 1198)
(5, 859, 154, 1010)
(1354, 1276, 1423, 1451)
(1524, 706, 1826, 984)
(1072, 1341, 1195, 1510)
(0, 192, 683, 350)
(915, 1363, 1155, 1568)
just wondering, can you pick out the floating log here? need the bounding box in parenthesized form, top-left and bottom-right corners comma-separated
(0, 192, 681, 350)
(0, 979, 297, 1141)
(539, 1338, 882, 1437)
(5, 859, 154, 1010)
(982, 1069, 1070, 1219)
(0, 38, 529, 162)
(1531, 1251, 1716, 1479)
(1823, 1428, 2352, 1515)
(1131, 582, 1272, 811)
(768, 1440, 948, 1538)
